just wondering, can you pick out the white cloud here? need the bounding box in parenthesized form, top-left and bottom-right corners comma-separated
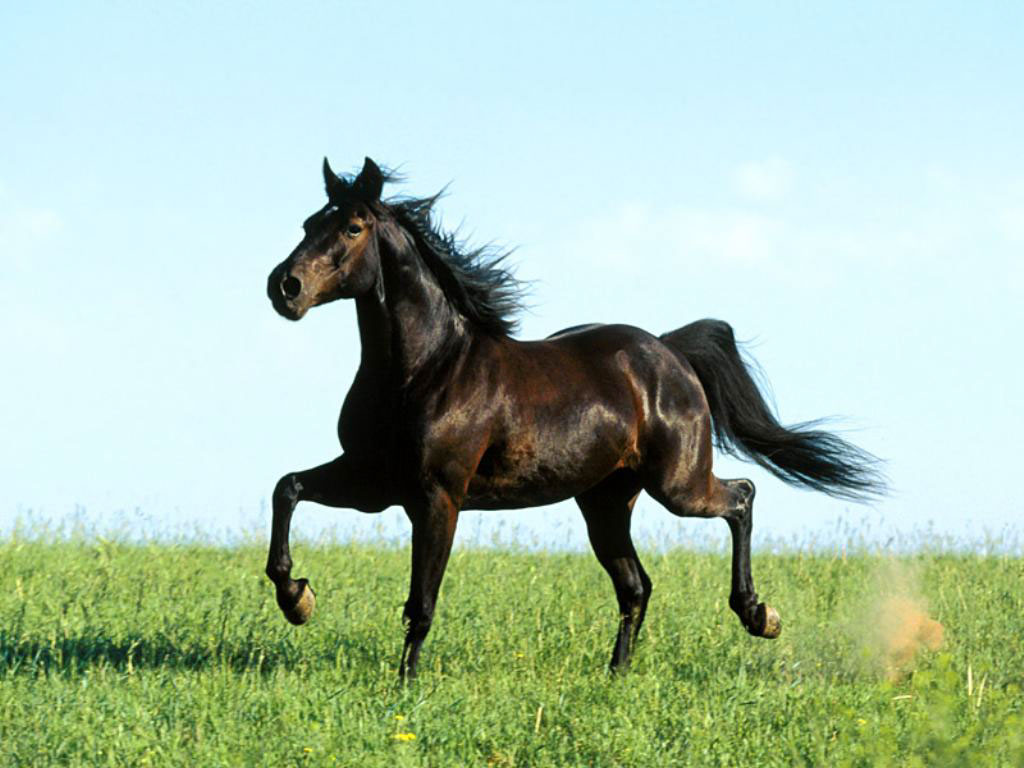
(924, 164, 959, 192)
(578, 202, 785, 267)
(732, 157, 793, 203)
(525, 201, 792, 328)
(19, 208, 63, 238)
(662, 208, 784, 265)
(998, 206, 1024, 244)
(0, 185, 63, 273)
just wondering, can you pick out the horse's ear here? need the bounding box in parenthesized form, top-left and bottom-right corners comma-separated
(352, 157, 384, 202)
(323, 157, 346, 200)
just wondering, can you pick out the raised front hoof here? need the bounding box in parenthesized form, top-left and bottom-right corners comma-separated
(748, 603, 782, 639)
(277, 579, 316, 626)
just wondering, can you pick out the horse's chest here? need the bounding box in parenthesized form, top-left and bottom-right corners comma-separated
(336, 377, 436, 462)
(337, 373, 396, 451)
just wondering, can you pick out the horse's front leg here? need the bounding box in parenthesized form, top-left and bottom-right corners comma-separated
(266, 454, 384, 625)
(399, 489, 459, 680)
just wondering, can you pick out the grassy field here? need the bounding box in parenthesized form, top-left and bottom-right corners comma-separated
(1, 536, 1022, 766)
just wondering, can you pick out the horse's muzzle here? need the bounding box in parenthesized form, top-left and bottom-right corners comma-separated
(267, 266, 305, 320)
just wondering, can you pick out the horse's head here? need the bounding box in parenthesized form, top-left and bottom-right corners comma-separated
(268, 157, 386, 320)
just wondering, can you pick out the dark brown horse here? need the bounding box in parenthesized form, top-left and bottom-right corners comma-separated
(266, 157, 884, 678)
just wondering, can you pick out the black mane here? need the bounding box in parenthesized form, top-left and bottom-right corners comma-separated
(331, 162, 525, 335)
(327, 163, 520, 336)
(386, 195, 524, 336)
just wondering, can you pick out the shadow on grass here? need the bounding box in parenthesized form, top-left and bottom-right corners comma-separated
(0, 630, 385, 677)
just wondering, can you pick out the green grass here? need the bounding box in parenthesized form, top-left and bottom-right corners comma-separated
(1, 537, 1022, 766)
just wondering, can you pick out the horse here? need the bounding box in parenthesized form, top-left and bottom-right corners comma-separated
(265, 157, 885, 678)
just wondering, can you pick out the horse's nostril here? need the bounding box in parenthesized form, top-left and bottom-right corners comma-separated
(281, 275, 302, 299)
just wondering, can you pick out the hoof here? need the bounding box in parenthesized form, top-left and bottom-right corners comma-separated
(752, 603, 782, 639)
(279, 579, 316, 626)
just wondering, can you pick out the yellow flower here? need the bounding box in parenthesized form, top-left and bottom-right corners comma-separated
(394, 732, 417, 742)
(394, 714, 406, 721)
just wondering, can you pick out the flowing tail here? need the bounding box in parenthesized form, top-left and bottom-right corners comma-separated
(660, 319, 886, 501)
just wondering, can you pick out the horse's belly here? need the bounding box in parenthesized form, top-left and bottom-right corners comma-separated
(463, 476, 585, 510)
(466, 481, 585, 512)
(462, 436, 630, 510)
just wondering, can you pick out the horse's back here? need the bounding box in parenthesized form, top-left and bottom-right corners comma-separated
(527, 323, 701, 389)
(545, 322, 603, 339)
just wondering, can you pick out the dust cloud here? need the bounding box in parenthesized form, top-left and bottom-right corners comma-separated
(854, 559, 944, 678)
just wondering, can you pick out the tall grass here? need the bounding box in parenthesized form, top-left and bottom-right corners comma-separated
(1, 537, 1022, 766)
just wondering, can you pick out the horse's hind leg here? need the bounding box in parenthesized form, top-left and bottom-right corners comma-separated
(576, 471, 651, 671)
(719, 479, 781, 638)
(648, 474, 781, 639)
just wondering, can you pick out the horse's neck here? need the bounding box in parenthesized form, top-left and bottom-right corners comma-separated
(357, 237, 467, 386)
(354, 291, 392, 370)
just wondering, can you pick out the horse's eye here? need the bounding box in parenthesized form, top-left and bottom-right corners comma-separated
(346, 224, 363, 237)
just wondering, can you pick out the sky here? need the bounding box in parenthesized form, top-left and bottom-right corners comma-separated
(2, 3, 1022, 550)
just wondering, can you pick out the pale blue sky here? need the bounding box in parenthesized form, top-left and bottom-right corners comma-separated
(2, 3, 1022, 548)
